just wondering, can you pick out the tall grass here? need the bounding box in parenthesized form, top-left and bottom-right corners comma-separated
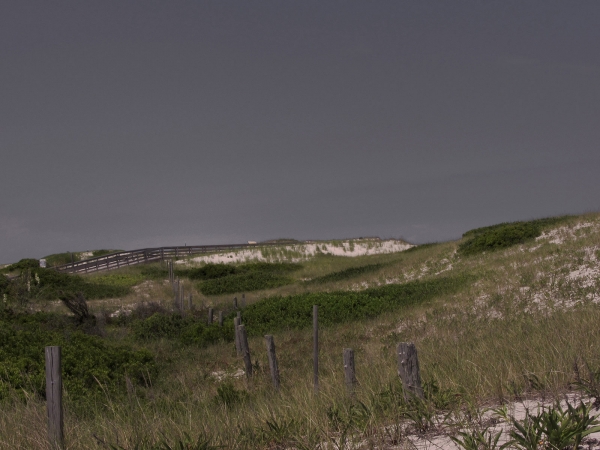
(0, 212, 598, 448)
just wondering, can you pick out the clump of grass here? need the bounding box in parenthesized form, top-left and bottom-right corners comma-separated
(307, 263, 386, 284)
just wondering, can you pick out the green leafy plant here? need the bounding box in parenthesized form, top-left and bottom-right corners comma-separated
(451, 427, 509, 450)
(508, 400, 600, 450)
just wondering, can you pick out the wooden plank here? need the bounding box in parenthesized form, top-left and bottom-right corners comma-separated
(45, 346, 64, 449)
(265, 335, 280, 389)
(234, 317, 242, 356)
(313, 305, 319, 393)
(343, 348, 357, 395)
(397, 342, 424, 400)
(238, 325, 252, 378)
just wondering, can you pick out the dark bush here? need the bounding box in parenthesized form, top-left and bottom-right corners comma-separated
(132, 313, 234, 346)
(199, 272, 293, 295)
(185, 264, 236, 280)
(0, 310, 156, 402)
(458, 216, 572, 256)
(2, 259, 40, 273)
(308, 263, 385, 284)
(240, 274, 471, 336)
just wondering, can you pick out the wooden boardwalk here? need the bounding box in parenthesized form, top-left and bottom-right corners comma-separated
(53, 242, 288, 274)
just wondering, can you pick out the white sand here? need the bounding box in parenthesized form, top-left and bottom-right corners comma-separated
(175, 239, 413, 266)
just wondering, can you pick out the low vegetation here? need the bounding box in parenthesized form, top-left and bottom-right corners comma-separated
(0, 214, 599, 449)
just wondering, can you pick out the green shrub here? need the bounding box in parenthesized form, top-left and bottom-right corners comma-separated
(139, 264, 169, 280)
(307, 263, 385, 284)
(458, 216, 573, 256)
(240, 275, 471, 336)
(199, 272, 293, 295)
(34, 268, 130, 300)
(184, 264, 236, 280)
(0, 310, 156, 402)
(132, 313, 234, 346)
(1, 259, 40, 273)
(2, 268, 131, 302)
(43, 252, 77, 267)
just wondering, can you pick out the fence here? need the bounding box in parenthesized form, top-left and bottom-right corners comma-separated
(43, 306, 423, 448)
(51, 242, 289, 275)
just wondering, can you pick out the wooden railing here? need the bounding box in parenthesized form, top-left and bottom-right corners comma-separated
(52, 242, 289, 275)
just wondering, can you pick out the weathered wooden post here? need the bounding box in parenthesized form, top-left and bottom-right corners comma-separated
(234, 317, 242, 356)
(397, 342, 423, 400)
(179, 283, 184, 314)
(343, 348, 357, 395)
(237, 311, 241, 324)
(218, 311, 223, 327)
(313, 305, 319, 393)
(233, 296, 238, 309)
(45, 346, 64, 449)
(238, 325, 252, 378)
(241, 293, 246, 308)
(265, 335, 280, 390)
(208, 308, 213, 324)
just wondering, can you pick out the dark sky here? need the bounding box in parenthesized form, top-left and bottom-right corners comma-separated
(2, 1, 599, 263)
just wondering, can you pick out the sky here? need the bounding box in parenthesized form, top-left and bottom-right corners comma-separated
(1, 1, 599, 263)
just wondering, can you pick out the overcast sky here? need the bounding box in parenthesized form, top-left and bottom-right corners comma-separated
(1, 1, 599, 263)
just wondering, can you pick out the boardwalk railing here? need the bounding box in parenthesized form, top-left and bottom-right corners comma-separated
(52, 242, 288, 275)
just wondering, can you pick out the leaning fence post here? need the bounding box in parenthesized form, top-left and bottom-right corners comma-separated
(343, 348, 357, 395)
(238, 325, 252, 378)
(45, 346, 64, 449)
(313, 305, 319, 393)
(265, 335, 280, 390)
(234, 317, 242, 356)
(208, 308, 213, 324)
(397, 342, 423, 400)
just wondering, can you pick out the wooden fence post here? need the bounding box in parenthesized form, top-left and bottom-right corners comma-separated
(208, 308, 213, 324)
(234, 317, 242, 356)
(188, 293, 193, 310)
(45, 346, 64, 449)
(265, 335, 280, 390)
(313, 305, 319, 393)
(241, 293, 246, 308)
(397, 342, 423, 400)
(343, 348, 357, 395)
(237, 311, 241, 324)
(233, 296, 238, 309)
(238, 325, 252, 378)
(219, 311, 223, 327)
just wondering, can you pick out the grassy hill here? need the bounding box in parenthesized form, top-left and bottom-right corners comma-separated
(1, 214, 599, 448)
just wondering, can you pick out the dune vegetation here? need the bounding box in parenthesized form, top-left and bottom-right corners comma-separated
(1, 213, 600, 449)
